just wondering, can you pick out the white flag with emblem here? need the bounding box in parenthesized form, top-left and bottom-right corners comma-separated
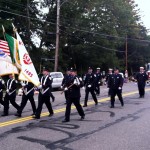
(16, 32, 40, 86)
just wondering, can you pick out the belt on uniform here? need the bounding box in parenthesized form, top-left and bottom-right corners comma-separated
(8, 90, 16, 95)
(41, 87, 49, 95)
(25, 87, 34, 96)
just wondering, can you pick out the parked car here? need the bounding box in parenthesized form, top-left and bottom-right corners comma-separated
(50, 72, 64, 89)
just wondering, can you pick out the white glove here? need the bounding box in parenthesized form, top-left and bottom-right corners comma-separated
(79, 77, 82, 81)
(98, 82, 101, 84)
(38, 85, 42, 89)
(73, 80, 78, 85)
(6, 89, 9, 93)
(64, 87, 68, 91)
(2, 80, 5, 84)
(60, 86, 63, 89)
(88, 85, 91, 88)
(82, 87, 85, 90)
(21, 83, 26, 87)
(118, 87, 122, 90)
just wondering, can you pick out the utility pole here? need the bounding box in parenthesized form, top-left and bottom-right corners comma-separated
(27, 0, 30, 53)
(125, 35, 128, 70)
(54, 0, 60, 71)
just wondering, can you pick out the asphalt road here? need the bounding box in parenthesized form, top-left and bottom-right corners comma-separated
(0, 82, 150, 150)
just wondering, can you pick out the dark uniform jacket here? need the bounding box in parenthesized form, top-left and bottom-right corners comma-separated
(23, 81, 34, 96)
(108, 74, 123, 89)
(136, 72, 148, 87)
(66, 75, 82, 99)
(95, 73, 102, 84)
(61, 74, 71, 87)
(106, 73, 112, 83)
(84, 73, 96, 88)
(40, 75, 52, 96)
(6, 79, 17, 96)
(0, 80, 4, 91)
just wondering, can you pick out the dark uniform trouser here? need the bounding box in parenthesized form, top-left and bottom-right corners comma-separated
(3, 94, 20, 114)
(64, 91, 69, 103)
(0, 92, 4, 106)
(138, 84, 145, 97)
(36, 94, 53, 118)
(108, 89, 111, 96)
(65, 98, 85, 121)
(95, 84, 100, 95)
(50, 92, 55, 100)
(110, 89, 124, 107)
(18, 94, 36, 114)
(84, 88, 98, 105)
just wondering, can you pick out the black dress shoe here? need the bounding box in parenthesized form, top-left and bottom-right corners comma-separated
(49, 113, 54, 117)
(110, 106, 114, 108)
(121, 103, 124, 107)
(62, 119, 70, 123)
(15, 113, 21, 117)
(83, 105, 87, 107)
(1, 114, 8, 116)
(81, 116, 85, 120)
(32, 116, 40, 119)
(95, 102, 98, 106)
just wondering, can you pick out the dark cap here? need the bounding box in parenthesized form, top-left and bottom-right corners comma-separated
(114, 67, 119, 71)
(88, 67, 93, 70)
(66, 67, 70, 71)
(43, 67, 49, 71)
(70, 67, 76, 72)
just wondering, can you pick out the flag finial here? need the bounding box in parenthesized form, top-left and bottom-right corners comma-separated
(12, 23, 17, 32)
(2, 25, 5, 33)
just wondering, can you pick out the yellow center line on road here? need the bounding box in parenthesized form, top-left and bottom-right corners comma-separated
(0, 88, 150, 128)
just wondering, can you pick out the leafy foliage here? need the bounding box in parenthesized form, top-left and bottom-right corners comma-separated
(0, 0, 149, 74)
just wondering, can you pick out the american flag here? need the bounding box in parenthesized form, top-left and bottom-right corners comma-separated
(0, 40, 10, 56)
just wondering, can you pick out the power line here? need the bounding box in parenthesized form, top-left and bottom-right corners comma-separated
(1, 0, 27, 8)
(0, 9, 56, 25)
(60, 29, 125, 53)
(0, 8, 150, 44)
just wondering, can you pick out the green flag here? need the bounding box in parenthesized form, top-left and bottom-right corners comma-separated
(5, 33, 21, 70)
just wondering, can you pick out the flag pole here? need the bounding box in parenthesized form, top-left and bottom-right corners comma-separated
(2, 25, 6, 41)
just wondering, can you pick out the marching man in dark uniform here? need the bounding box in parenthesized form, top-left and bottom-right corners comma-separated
(2, 74, 20, 116)
(61, 68, 71, 104)
(0, 77, 5, 106)
(62, 68, 85, 122)
(83, 67, 98, 107)
(136, 67, 148, 98)
(15, 81, 36, 117)
(95, 67, 102, 96)
(108, 68, 124, 108)
(105, 68, 113, 96)
(33, 68, 54, 119)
